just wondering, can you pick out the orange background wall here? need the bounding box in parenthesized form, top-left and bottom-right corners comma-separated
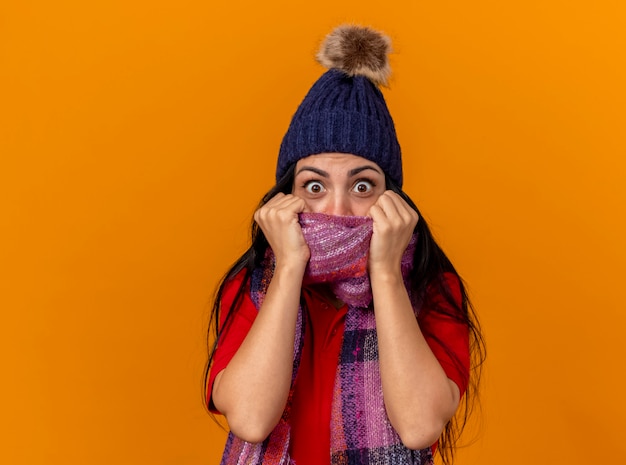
(1, 1, 625, 464)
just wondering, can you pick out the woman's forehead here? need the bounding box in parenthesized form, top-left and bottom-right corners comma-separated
(295, 153, 383, 173)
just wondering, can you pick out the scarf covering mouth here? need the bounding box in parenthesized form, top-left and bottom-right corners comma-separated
(218, 212, 432, 465)
(300, 212, 417, 308)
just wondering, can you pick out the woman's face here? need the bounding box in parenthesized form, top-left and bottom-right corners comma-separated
(292, 153, 387, 217)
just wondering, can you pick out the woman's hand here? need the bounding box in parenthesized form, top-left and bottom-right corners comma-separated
(367, 191, 419, 276)
(253, 193, 310, 268)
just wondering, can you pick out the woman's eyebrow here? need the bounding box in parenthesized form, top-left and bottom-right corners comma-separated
(348, 165, 383, 177)
(296, 166, 329, 177)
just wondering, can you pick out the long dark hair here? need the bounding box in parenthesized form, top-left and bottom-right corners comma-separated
(203, 163, 486, 465)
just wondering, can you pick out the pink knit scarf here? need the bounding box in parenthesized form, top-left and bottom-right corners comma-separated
(300, 212, 416, 308)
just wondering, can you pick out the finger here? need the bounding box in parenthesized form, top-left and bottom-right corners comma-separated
(367, 191, 392, 220)
(256, 193, 286, 221)
(367, 202, 387, 223)
(269, 194, 306, 212)
(256, 197, 306, 230)
(376, 191, 403, 218)
(256, 194, 300, 218)
(381, 191, 419, 226)
(281, 195, 307, 212)
(371, 193, 407, 231)
(263, 192, 286, 207)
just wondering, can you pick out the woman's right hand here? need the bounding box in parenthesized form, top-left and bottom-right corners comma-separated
(253, 193, 310, 268)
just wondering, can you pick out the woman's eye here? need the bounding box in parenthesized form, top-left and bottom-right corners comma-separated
(304, 181, 324, 194)
(353, 180, 374, 193)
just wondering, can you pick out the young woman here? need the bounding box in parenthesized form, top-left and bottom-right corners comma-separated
(205, 25, 485, 465)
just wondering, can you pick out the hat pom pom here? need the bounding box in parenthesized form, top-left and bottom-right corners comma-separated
(316, 25, 392, 86)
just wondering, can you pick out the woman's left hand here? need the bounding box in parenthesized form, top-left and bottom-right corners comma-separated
(367, 191, 419, 275)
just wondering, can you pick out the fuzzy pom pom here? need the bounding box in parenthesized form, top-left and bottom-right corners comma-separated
(316, 25, 392, 86)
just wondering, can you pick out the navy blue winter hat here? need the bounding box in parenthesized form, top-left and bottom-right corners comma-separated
(276, 25, 403, 187)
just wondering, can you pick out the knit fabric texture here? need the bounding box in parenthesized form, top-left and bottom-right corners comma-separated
(276, 69, 403, 187)
(218, 214, 433, 465)
(300, 212, 415, 308)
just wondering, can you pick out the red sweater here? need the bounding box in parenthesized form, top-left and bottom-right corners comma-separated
(208, 272, 469, 465)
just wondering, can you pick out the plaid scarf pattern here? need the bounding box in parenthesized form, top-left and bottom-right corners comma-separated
(219, 214, 433, 465)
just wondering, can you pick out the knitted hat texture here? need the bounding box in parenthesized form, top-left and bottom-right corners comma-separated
(276, 25, 403, 186)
